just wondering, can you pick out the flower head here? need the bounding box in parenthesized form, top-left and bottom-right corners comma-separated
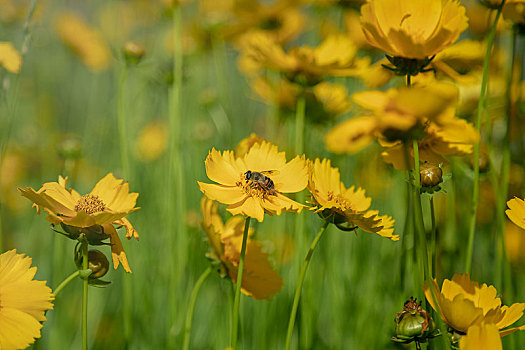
(55, 12, 111, 72)
(201, 197, 283, 299)
(198, 141, 308, 222)
(360, 0, 469, 59)
(0, 249, 54, 349)
(506, 197, 525, 230)
(424, 274, 525, 338)
(307, 158, 398, 240)
(18, 174, 140, 273)
(0, 42, 21, 73)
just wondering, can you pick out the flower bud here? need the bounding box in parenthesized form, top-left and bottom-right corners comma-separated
(420, 163, 443, 188)
(392, 297, 439, 344)
(57, 135, 82, 160)
(123, 41, 145, 65)
(88, 250, 110, 278)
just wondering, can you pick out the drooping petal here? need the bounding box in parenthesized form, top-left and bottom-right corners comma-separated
(227, 196, 265, 222)
(103, 224, 132, 273)
(459, 322, 502, 350)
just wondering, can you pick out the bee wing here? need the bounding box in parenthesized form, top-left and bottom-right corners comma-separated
(260, 170, 280, 176)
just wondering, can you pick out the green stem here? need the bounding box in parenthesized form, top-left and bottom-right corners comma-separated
(117, 64, 129, 177)
(430, 196, 437, 278)
(412, 140, 430, 281)
(231, 217, 251, 349)
(81, 240, 88, 350)
(182, 266, 212, 350)
(465, 3, 504, 274)
(294, 93, 305, 155)
(53, 270, 80, 297)
(116, 61, 133, 347)
(168, 4, 187, 341)
(285, 221, 330, 350)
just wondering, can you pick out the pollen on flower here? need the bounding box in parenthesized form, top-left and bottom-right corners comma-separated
(237, 173, 273, 200)
(327, 191, 352, 210)
(74, 194, 106, 214)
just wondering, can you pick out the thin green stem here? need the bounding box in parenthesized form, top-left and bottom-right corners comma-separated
(231, 217, 251, 349)
(117, 64, 129, 177)
(81, 240, 88, 350)
(465, 3, 504, 274)
(430, 196, 437, 278)
(116, 61, 133, 347)
(285, 221, 330, 350)
(183, 266, 213, 350)
(53, 270, 80, 297)
(294, 93, 305, 155)
(168, 4, 187, 341)
(412, 140, 430, 281)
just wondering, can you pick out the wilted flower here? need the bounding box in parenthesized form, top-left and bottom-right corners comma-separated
(201, 197, 283, 299)
(424, 274, 525, 342)
(360, 0, 468, 59)
(392, 297, 438, 344)
(307, 158, 398, 240)
(18, 174, 140, 273)
(0, 42, 21, 73)
(0, 250, 54, 349)
(55, 12, 112, 72)
(198, 140, 307, 222)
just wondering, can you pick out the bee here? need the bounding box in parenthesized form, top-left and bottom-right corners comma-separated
(244, 170, 279, 195)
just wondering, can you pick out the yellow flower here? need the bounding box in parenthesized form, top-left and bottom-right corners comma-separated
(459, 322, 502, 350)
(360, 0, 468, 59)
(325, 83, 461, 155)
(201, 197, 283, 300)
(134, 121, 169, 162)
(0, 42, 21, 73)
(0, 249, 54, 349)
(503, 0, 525, 24)
(198, 141, 307, 222)
(226, 2, 304, 44)
(18, 174, 140, 273)
(381, 113, 479, 170)
(239, 32, 365, 84)
(424, 274, 525, 336)
(307, 158, 398, 240)
(235, 133, 265, 157)
(55, 12, 111, 72)
(312, 82, 351, 116)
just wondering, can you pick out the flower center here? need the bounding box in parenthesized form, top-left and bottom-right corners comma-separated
(327, 191, 352, 211)
(74, 194, 106, 214)
(237, 173, 275, 199)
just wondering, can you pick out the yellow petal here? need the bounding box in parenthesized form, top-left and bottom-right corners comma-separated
(205, 148, 242, 186)
(227, 196, 265, 222)
(103, 224, 132, 273)
(495, 303, 525, 330)
(459, 322, 502, 350)
(271, 155, 308, 193)
(506, 197, 525, 229)
(198, 182, 247, 205)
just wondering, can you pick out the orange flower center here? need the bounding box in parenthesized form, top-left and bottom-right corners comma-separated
(237, 173, 275, 199)
(326, 191, 352, 211)
(74, 194, 106, 214)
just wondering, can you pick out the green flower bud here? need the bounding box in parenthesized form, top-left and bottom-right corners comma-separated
(123, 41, 145, 65)
(88, 250, 110, 278)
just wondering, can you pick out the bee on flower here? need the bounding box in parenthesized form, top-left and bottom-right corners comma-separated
(198, 140, 308, 222)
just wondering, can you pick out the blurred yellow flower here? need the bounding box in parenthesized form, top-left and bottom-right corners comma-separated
(308, 158, 398, 240)
(0, 42, 21, 73)
(325, 83, 460, 155)
(134, 121, 169, 162)
(226, 1, 304, 44)
(503, 0, 525, 24)
(381, 112, 479, 170)
(55, 12, 112, 72)
(424, 274, 525, 336)
(235, 133, 265, 157)
(505, 220, 525, 264)
(198, 141, 307, 222)
(239, 32, 365, 84)
(312, 82, 351, 116)
(201, 197, 283, 299)
(18, 174, 140, 273)
(459, 321, 502, 350)
(360, 0, 468, 59)
(0, 249, 54, 349)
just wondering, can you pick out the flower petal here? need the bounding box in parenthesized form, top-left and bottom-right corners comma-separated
(198, 182, 247, 205)
(103, 224, 132, 273)
(205, 148, 242, 186)
(459, 322, 502, 350)
(227, 196, 265, 222)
